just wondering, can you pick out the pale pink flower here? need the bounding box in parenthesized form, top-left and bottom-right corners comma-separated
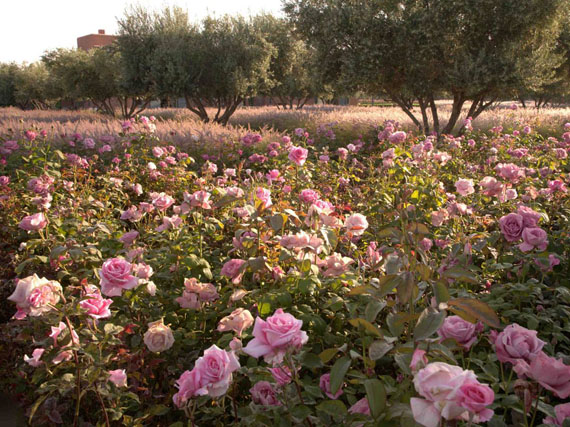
(108, 369, 127, 387)
(217, 308, 254, 336)
(243, 308, 308, 364)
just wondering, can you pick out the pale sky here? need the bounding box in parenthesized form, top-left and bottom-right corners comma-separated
(2, 0, 284, 64)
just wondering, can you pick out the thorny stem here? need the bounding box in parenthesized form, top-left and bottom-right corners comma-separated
(95, 385, 111, 427)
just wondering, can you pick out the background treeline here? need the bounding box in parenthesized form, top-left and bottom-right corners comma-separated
(0, 1, 569, 130)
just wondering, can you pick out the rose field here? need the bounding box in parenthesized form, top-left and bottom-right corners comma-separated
(1, 110, 570, 427)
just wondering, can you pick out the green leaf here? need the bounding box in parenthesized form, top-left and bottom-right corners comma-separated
(348, 285, 373, 296)
(369, 340, 394, 361)
(397, 272, 416, 304)
(364, 379, 386, 418)
(270, 213, 287, 232)
(432, 281, 450, 304)
(150, 404, 170, 416)
(447, 298, 501, 328)
(319, 348, 339, 363)
(348, 318, 383, 337)
(413, 308, 446, 341)
(442, 266, 478, 284)
(301, 352, 323, 369)
(290, 405, 311, 420)
(407, 222, 429, 235)
(316, 400, 347, 417)
(329, 356, 351, 394)
(365, 300, 386, 322)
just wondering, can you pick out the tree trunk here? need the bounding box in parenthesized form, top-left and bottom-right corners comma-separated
(442, 92, 466, 135)
(418, 97, 430, 134)
(428, 95, 440, 135)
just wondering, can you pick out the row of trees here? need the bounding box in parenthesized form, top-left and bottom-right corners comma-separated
(0, 10, 328, 123)
(283, 0, 570, 134)
(1, 1, 569, 130)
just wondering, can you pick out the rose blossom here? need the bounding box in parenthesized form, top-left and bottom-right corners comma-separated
(411, 362, 477, 427)
(410, 349, 428, 373)
(479, 176, 504, 197)
(255, 187, 272, 209)
(19, 212, 47, 231)
(518, 227, 548, 252)
(8, 275, 62, 319)
(217, 308, 254, 336)
(24, 348, 45, 367)
(455, 381, 494, 422)
(299, 189, 319, 204)
(108, 369, 127, 387)
(119, 230, 139, 246)
(493, 323, 545, 365)
(79, 296, 113, 319)
(320, 373, 343, 399)
(437, 316, 483, 350)
(527, 352, 570, 398)
(321, 252, 354, 277)
(344, 213, 369, 236)
(243, 308, 308, 364)
(221, 259, 247, 284)
(288, 146, 308, 166)
(151, 192, 175, 211)
(516, 205, 541, 228)
(348, 397, 371, 415)
(99, 258, 139, 297)
(143, 319, 174, 353)
(498, 213, 524, 242)
(544, 403, 570, 426)
(173, 369, 203, 408)
(193, 345, 240, 397)
(250, 381, 281, 406)
(455, 179, 475, 196)
(269, 365, 294, 386)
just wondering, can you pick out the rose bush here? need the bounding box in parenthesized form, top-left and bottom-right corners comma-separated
(0, 115, 568, 425)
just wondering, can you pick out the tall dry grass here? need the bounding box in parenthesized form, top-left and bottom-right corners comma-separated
(1, 103, 569, 149)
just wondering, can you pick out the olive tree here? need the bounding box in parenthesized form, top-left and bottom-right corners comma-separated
(284, 0, 567, 134)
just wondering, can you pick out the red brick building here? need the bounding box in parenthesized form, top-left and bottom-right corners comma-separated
(77, 30, 117, 51)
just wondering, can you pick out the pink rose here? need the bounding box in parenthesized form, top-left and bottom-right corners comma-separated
(319, 373, 343, 399)
(24, 348, 45, 367)
(269, 365, 294, 386)
(344, 213, 368, 236)
(194, 345, 240, 397)
(544, 403, 570, 426)
(176, 289, 200, 309)
(410, 349, 428, 373)
(299, 189, 319, 204)
(389, 131, 407, 144)
(243, 308, 308, 364)
(19, 212, 47, 231)
(151, 193, 175, 211)
(143, 319, 174, 353)
(411, 362, 477, 427)
(255, 187, 272, 209)
(322, 253, 354, 277)
(119, 230, 139, 246)
(250, 381, 281, 406)
(108, 369, 127, 387)
(217, 308, 254, 336)
(455, 381, 494, 422)
(438, 316, 483, 350)
(479, 176, 504, 197)
(528, 352, 570, 398)
(516, 206, 541, 228)
(494, 324, 545, 365)
(288, 146, 308, 166)
(186, 190, 212, 209)
(348, 397, 371, 415)
(221, 259, 246, 284)
(100, 258, 139, 297)
(8, 274, 62, 319)
(518, 227, 548, 252)
(498, 213, 524, 242)
(419, 238, 433, 251)
(80, 296, 112, 319)
(455, 179, 475, 197)
(173, 369, 203, 408)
